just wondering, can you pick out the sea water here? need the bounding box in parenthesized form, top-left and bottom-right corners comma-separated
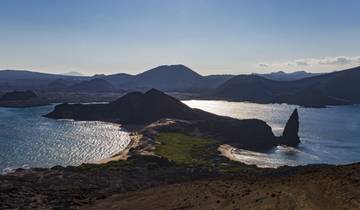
(183, 100, 360, 168)
(0, 105, 130, 173)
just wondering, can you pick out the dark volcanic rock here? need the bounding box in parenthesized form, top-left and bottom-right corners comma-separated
(44, 89, 203, 123)
(45, 89, 283, 150)
(280, 109, 300, 146)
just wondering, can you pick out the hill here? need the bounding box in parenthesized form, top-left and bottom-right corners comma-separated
(0, 69, 88, 89)
(68, 78, 116, 92)
(0, 90, 48, 107)
(0, 65, 232, 93)
(256, 70, 321, 81)
(212, 66, 360, 107)
(102, 65, 232, 92)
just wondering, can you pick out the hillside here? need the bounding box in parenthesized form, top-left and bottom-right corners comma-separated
(101, 65, 232, 92)
(256, 70, 322, 81)
(213, 66, 360, 107)
(68, 78, 116, 92)
(0, 69, 87, 89)
(0, 90, 48, 107)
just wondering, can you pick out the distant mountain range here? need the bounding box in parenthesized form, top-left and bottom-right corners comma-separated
(255, 70, 322, 81)
(0, 65, 233, 92)
(62, 71, 84, 76)
(212, 66, 360, 107)
(1, 65, 359, 107)
(100, 65, 233, 92)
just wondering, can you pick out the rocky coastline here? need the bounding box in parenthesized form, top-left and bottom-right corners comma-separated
(1, 90, 359, 209)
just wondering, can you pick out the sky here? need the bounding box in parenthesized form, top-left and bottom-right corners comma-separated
(0, 0, 359, 76)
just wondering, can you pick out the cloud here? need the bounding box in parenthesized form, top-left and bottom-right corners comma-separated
(259, 56, 360, 68)
(295, 59, 310, 66)
(318, 56, 353, 65)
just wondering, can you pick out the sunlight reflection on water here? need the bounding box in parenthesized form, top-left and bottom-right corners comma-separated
(0, 105, 130, 173)
(183, 100, 360, 167)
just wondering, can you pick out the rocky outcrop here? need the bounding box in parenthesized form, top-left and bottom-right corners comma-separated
(280, 109, 300, 146)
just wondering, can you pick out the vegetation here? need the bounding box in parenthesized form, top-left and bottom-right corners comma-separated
(78, 132, 259, 175)
(154, 132, 220, 166)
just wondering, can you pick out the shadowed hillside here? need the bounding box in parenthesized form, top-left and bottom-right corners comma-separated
(213, 66, 360, 107)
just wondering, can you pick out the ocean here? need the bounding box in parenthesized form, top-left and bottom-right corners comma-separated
(183, 100, 360, 168)
(1, 101, 359, 172)
(0, 105, 130, 173)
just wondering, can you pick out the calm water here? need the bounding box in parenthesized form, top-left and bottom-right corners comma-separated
(1, 101, 359, 172)
(0, 105, 130, 173)
(183, 100, 360, 168)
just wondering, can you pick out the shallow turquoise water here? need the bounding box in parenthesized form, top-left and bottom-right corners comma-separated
(0, 105, 130, 173)
(183, 100, 360, 168)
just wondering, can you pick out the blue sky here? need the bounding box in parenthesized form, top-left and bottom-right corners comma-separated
(0, 0, 359, 75)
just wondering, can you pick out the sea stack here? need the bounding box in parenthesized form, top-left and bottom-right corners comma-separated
(280, 109, 300, 146)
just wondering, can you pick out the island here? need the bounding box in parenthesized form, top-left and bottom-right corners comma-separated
(0, 90, 358, 210)
(0, 90, 49, 107)
(44, 88, 299, 150)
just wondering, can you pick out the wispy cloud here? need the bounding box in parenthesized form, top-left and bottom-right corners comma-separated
(258, 56, 360, 68)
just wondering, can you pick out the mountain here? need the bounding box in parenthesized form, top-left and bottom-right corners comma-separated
(103, 65, 206, 91)
(0, 90, 38, 101)
(203, 74, 235, 87)
(132, 65, 203, 90)
(102, 73, 134, 88)
(68, 78, 116, 92)
(62, 71, 84, 76)
(0, 69, 87, 89)
(102, 65, 232, 92)
(212, 66, 360, 107)
(0, 90, 48, 107)
(47, 79, 79, 91)
(256, 71, 322, 81)
(0, 65, 233, 92)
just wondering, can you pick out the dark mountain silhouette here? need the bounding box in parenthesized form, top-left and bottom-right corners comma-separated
(102, 73, 134, 88)
(203, 74, 235, 88)
(45, 89, 300, 150)
(0, 65, 232, 92)
(102, 65, 207, 91)
(68, 78, 116, 92)
(0, 90, 37, 101)
(132, 65, 203, 90)
(0, 90, 48, 107)
(47, 79, 79, 91)
(212, 66, 360, 107)
(256, 71, 321, 81)
(101, 65, 231, 92)
(0, 69, 88, 89)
